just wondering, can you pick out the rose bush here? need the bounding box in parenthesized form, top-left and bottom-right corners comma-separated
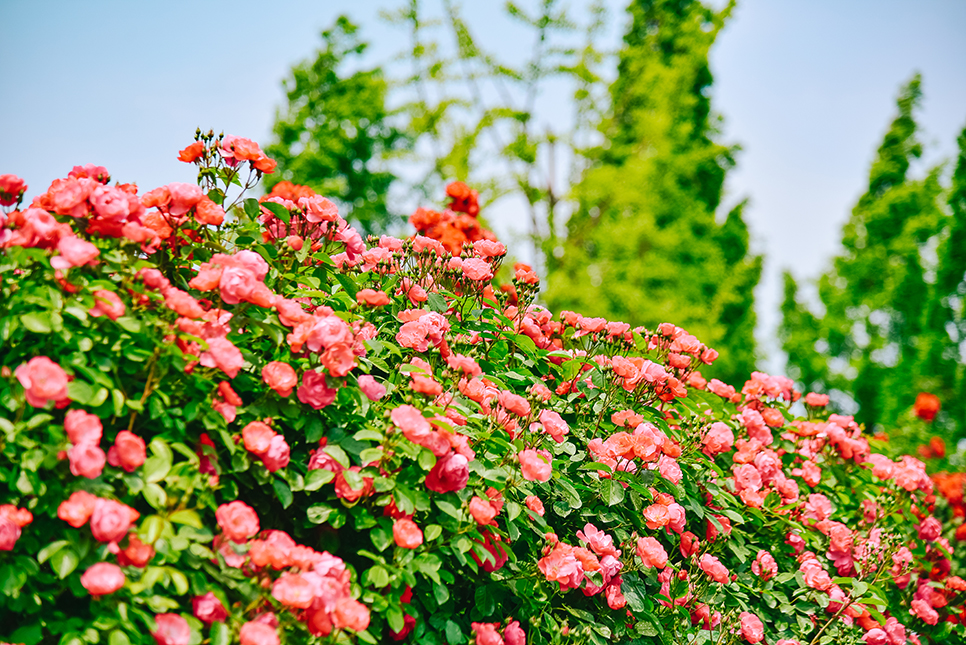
(1, 133, 965, 645)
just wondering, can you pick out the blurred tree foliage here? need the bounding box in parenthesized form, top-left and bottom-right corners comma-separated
(542, 0, 762, 386)
(780, 75, 966, 442)
(265, 16, 406, 233)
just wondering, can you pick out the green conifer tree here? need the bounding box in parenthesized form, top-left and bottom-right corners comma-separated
(266, 16, 404, 233)
(543, 0, 761, 386)
(779, 76, 963, 440)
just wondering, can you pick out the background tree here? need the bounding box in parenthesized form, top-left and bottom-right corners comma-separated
(266, 16, 405, 233)
(543, 0, 761, 386)
(780, 75, 966, 443)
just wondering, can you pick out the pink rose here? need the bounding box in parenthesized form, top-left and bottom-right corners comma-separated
(262, 361, 297, 397)
(321, 342, 356, 377)
(472, 623, 504, 645)
(216, 501, 260, 543)
(239, 621, 280, 645)
(332, 597, 370, 632)
(0, 518, 22, 551)
(219, 266, 257, 305)
(539, 409, 569, 442)
(805, 392, 829, 407)
(699, 554, 730, 584)
(636, 537, 668, 569)
(242, 421, 275, 454)
(193, 592, 229, 623)
(199, 337, 244, 379)
(153, 614, 191, 645)
(107, 430, 146, 472)
(58, 490, 98, 527)
(297, 370, 337, 410)
(739, 611, 764, 643)
(261, 435, 291, 472)
(425, 452, 469, 493)
(657, 455, 682, 484)
(89, 289, 126, 321)
(64, 409, 103, 445)
(504, 621, 526, 645)
(393, 518, 424, 548)
(54, 235, 99, 268)
(525, 496, 545, 516)
(751, 550, 777, 581)
(518, 449, 552, 482)
(80, 562, 125, 596)
(68, 442, 106, 479)
(271, 572, 315, 609)
(701, 422, 734, 455)
(90, 498, 137, 542)
(358, 375, 386, 401)
(499, 391, 530, 417)
(15, 356, 69, 407)
(166, 182, 204, 216)
(462, 258, 494, 281)
(469, 496, 498, 525)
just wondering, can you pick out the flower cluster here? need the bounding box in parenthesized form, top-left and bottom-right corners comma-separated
(1, 136, 965, 645)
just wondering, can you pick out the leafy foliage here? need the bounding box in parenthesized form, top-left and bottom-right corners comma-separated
(266, 16, 406, 234)
(1, 134, 963, 645)
(543, 0, 761, 388)
(780, 75, 966, 447)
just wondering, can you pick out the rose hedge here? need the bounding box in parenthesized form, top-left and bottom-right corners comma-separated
(0, 133, 964, 645)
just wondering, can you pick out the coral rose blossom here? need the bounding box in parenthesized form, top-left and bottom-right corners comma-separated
(68, 442, 106, 479)
(699, 554, 730, 584)
(15, 356, 69, 407)
(107, 430, 146, 472)
(393, 518, 424, 548)
(216, 501, 260, 543)
(239, 621, 280, 645)
(58, 490, 98, 527)
(739, 612, 764, 643)
(152, 614, 190, 645)
(636, 537, 668, 569)
(91, 498, 137, 542)
(89, 289, 126, 320)
(469, 496, 499, 525)
(193, 592, 229, 623)
(262, 361, 297, 397)
(425, 452, 469, 493)
(332, 597, 370, 632)
(80, 562, 125, 596)
(357, 289, 391, 306)
(525, 495, 545, 516)
(518, 449, 552, 482)
(357, 375, 386, 401)
(64, 409, 103, 445)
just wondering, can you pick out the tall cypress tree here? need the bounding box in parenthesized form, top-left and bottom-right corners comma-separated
(780, 76, 960, 439)
(544, 0, 761, 386)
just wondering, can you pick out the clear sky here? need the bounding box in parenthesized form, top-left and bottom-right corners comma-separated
(2, 0, 964, 370)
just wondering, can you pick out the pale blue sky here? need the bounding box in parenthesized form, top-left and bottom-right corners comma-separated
(2, 0, 964, 368)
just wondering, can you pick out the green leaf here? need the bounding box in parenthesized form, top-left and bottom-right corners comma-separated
(273, 478, 294, 508)
(367, 565, 390, 587)
(370, 525, 393, 552)
(210, 623, 231, 645)
(20, 312, 51, 333)
(307, 504, 334, 524)
(601, 478, 625, 506)
(51, 548, 79, 579)
(304, 469, 335, 491)
(66, 381, 95, 405)
(243, 198, 261, 220)
(262, 200, 291, 224)
(426, 292, 448, 312)
(143, 483, 167, 510)
(435, 499, 460, 519)
(323, 445, 351, 469)
(115, 316, 141, 333)
(109, 631, 131, 645)
(424, 524, 442, 541)
(37, 540, 68, 564)
(169, 510, 203, 529)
